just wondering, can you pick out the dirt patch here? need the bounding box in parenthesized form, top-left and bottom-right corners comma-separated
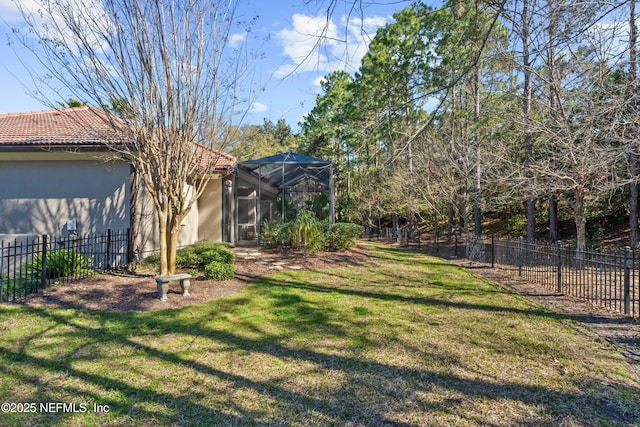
(16, 245, 370, 312)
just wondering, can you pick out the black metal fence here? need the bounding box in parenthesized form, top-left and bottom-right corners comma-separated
(472, 237, 640, 318)
(0, 229, 130, 302)
(364, 227, 640, 318)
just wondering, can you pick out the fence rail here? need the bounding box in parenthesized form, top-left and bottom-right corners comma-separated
(0, 229, 130, 302)
(364, 227, 640, 318)
(477, 237, 640, 318)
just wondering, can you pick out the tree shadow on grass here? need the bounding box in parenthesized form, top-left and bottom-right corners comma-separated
(1, 243, 639, 425)
(1, 291, 639, 426)
(275, 269, 569, 322)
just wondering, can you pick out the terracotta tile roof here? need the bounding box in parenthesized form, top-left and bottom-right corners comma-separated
(0, 106, 236, 172)
(0, 106, 128, 148)
(195, 142, 236, 174)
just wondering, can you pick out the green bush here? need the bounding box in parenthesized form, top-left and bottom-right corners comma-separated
(260, 219, 286, 248)
(204, 261, 234, 281)
(324, 223, 364, 251)
(27, 249, 92, 279)
(261, 214, 363, 252)
(198, 248, 231, 265)
(291, 210, 321, 253)
(175, 242, 234, 268)
(141, 252, 160, 267)
(175, 249, 200, 268)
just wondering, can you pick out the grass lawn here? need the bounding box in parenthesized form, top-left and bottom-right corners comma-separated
(0, 242, 638, 426)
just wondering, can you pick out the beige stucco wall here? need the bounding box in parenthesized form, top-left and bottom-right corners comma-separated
(0, 151, 228, 260)
(133, 177, 224, 259)
(197, 177, 223, 242)
(133, 180, 201, 258)
(0, 153, 130, 236)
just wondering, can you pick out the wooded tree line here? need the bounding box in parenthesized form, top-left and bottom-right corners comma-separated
(297, 0, 640, 252)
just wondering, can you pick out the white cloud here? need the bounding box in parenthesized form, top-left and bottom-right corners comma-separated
(0, 0, 40, 22)
(275, 14, 337, 77)
(250, 101, 267, 113)
(274, 12, 389, 79)
(230, 33, 246, 48)
(312, 76, 325, 88)
(344, 15, 388, 40)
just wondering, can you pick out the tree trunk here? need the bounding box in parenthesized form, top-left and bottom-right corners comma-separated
(522, 0, 536, 242)
(630, 0, 639, 248)
(574, 192, 587, 257)
(409, 210, 415, 240)
(158, 210, 169, 276)
(392, 211, 399, 236)
(474, 162, 482, 238)
(473, 65, 482, 238)
(631, 155, 639, 247)
(548, 193, 558, 243)
(447, 199, 455, 241)
(167, 222, 180, 275)
(546, 0, 558, 245)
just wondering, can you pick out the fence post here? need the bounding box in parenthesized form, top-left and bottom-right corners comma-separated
(40, 235, 48, 289)
(491, 234, 495, 268)
(127, 228, 133, 264)
(557, 241, 562, 294)
(625, 246, 631, 316)
(518, 236, 524, 277)
(106, 229, 112, 270)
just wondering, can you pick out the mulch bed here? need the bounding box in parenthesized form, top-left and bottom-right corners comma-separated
(17, 245, 370, 312)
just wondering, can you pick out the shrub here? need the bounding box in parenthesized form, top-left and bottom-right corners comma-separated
(260, 219, 286, 248)
(27, 249, 92, 279)
(261, 215, 362, 253)
(291, 211, 321, 253)
(175, 242, 234, 268)
(324, 223, 364, 251)
(141, 252, 160, 267)
(175, 248, 200, 268)
(204, 261, 234, 281)
(194, 242, 233, 263)
(141, 242, 234, 275)
(198, 248, 232, 265)
(193, 242, 233, 262)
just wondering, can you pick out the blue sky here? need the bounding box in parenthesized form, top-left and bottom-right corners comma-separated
(0, 0, 428, 130)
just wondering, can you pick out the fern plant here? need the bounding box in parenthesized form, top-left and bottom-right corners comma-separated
(27, 249, 93, 279)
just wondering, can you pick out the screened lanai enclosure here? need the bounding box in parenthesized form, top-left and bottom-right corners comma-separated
(234, 152, 334, 245)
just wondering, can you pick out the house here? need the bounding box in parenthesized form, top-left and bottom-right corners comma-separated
(0, 106, 236, 257)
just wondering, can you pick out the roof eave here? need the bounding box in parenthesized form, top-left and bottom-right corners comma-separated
(0, 144, 113, 153)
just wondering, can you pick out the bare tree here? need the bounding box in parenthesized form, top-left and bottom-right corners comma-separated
(11, 0, 257, 274)
(628, 0, 639, 248)
(529, 35, 629, 254)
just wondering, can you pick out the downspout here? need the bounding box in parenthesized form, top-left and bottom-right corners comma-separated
(128, 164, 137, 263)
(257, 164, 262, 246)
(281, 160, 286, 223)
(233, 170, 238, 244)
